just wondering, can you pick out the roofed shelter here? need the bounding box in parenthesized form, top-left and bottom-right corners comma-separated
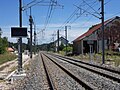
(73, 16, 120, 55)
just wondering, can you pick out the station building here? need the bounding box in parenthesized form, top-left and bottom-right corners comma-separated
(73, 16, 120, 54)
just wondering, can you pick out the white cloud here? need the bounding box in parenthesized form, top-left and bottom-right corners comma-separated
(36, 27, 88, 44)
(1, 20, 98, 44)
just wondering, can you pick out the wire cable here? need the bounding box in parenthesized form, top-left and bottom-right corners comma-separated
(58, 1, 85, 30)
(43, 0, 57, 30)
(70, 0, 98, 25)
(58, 0, 98, 30)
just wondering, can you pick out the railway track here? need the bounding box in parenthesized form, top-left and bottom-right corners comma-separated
(11, 52, 120, 90)
(41, 53, 97, 90)
(47, 53, 120, 83)
(12, 54, 51, 90)
(40, 53, 55, 90)
(42, 52, 120, 90)
(53, 53, 120, 74)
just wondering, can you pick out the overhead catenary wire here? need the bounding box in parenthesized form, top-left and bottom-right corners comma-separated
(58, 0, 111, 30)
(43, 0, 55, 30)
(98, 0, 112, 11)
(58, 0, 98, 30)
(22, 0, 45, 11)
(74, 16, 93, 29)
(23, 0, 61, 37)
(36, 0, 62, 35)
(58, 2, 85, 30)
(74, 5, 100, 19)
(70, 0, 99, 25)
(38, 0, 56, 41)
(24, 0, 114, 45)
(82, 0, 100, 16)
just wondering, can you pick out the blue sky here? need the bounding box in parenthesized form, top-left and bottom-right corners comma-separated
(0, 0, 120, 44)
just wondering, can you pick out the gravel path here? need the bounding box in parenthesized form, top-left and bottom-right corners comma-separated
(0, 54, 30, 90)
(12, 54, 50, 90)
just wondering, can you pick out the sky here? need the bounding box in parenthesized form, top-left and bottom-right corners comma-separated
(0, 0, 120, 44)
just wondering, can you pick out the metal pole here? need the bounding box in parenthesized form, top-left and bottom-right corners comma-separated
(34, 29, 36, 54)
(89, 45, 92, 63)
(0, 28, 2, 38)
(65, 26, 67, 55)
(53, 35, 56, 52)
(29, 15, 33, 58)
(18, 0, 22, 72)
(57, 30, 59, 53)
(33, 22, 36, 54)
(101, 0, 105, 64)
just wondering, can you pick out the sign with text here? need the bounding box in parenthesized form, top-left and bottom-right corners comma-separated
(11, 27, 27, 37)
(87, 40, 94, 45)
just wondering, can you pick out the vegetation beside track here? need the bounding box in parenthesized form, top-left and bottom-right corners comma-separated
(0, 52, 17, 65)
(72, 51, 120, 67)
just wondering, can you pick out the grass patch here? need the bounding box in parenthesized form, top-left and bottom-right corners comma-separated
(10, 66, 17, 72)
(59, 51, 65, 55)
(0, 80, 5, 83)
(24, 64, 30, 71)
(0, 52, 17, 65)
(71, 53, 120, 67)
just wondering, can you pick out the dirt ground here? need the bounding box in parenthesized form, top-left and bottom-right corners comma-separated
(0, 54, 31, 90)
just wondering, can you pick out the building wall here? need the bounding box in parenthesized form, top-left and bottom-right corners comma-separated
(98, 40, 108, 52)
(73, 17, 120, 54)
(73, 41, 83, 54)
(98, 18, 120, 51)
(73, 32, 98, 54)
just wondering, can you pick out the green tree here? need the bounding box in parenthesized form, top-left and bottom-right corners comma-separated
(63, 46, 73, 52)
(2, 37, 8, 47)
(0, 37, 8, 54)
(0, 28, 2, 38)
(59, 43, 65, 51)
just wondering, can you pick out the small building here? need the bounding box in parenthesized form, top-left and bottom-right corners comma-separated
(54, 37, 69, 52)
(73, 16, 120, 54)
(7, 47, 15, 53)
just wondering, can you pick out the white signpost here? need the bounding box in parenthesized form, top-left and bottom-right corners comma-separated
(87, 40, 94, 63)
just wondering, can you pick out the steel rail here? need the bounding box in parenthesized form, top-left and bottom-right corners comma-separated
(40, 53, 55, 90)
(50, 53, 120, 75)
(43, 53, 97, 90)
(48, 53, 120, 83)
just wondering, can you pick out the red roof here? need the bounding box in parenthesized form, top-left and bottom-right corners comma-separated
(7, 47, 14, 52)
(73, 17, 115, 42)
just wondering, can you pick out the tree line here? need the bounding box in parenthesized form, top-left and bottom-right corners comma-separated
(0, 37, 8, 54)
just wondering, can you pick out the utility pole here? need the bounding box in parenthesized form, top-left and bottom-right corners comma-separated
(53, 36, 55, 52)
(57, 30, 59, 53)
(29, 8, 33, 59)
(52, 34, 55, 52)
(100, 0, 105, 64)
(34, 26, 36, 54)
(0, 28, 2, 38)
(65, 26, 67, 55)
(18, 0, 22, 72)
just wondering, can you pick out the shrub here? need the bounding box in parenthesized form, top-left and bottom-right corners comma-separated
(62, 46, 73, 52)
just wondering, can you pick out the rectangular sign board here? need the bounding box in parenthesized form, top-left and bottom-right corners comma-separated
(11, 27, 27, 37)
(87, 40, 94, 45)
